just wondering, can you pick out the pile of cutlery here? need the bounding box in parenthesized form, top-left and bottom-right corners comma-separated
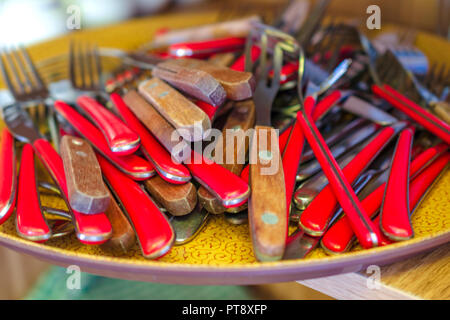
(0, 0, 449, 261)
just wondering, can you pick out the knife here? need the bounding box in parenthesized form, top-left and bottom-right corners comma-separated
(138, 78, 211, 141)
(373, 84, 450, 144)
(97, 153, 174, 259)
(321, 143, 449, 254)
(379, 126, 415, 241)
(60, 135, 110, 214)
(15, 143, 51, 242)
(157, 58, 255, 101)
(54, 100, 156, 180)
(198, 99, 256, 214)
(100, 192, 136, 254)
(111, 92, 191, 184)
(168, 37, 246, 59)
(76, 96, 140, 155)
(299, 122, 406, 237)
(143, 176, 197, 216)
(0, 128, 16, 225)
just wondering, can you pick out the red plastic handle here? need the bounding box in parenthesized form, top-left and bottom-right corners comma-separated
(185, 150, 249, 208)
(54, 100, 155, 180)
(77, 96, 140, 155)
(33, 138, 112, 244)
(321, 147, 450, 254)
(0, 129, 16, 225)
(169, 36, 246, 59)
(299, 124, 398, 236)
(282, 115, 305, 212)
(373, 84, 450, 144)
(97, 154, 174, 259)
(297, 97, 378, 249)
(16, 144, 51, 242)
(110, 93, 191, 184)
(380, 127, 415, 240)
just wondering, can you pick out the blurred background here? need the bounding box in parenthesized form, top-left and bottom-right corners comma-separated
(0, 0, 448, 46)
(0, 0, 448, 300)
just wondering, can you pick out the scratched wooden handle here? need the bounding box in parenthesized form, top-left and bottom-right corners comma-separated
(198, 99, 256, 214)
(144, 176, 197, 216)
(138, 78, 211, 142)
(122, 90, 191, 161)
(248, 126, 287, 262)
(153, 62, 226, 106)
(159, 58, 255, 101)
(100, 192, 136, 254)
(60, 135, 110, 214)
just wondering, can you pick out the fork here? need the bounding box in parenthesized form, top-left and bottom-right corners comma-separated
(0, 47, 112, 244)
(69, 41, 141, 155)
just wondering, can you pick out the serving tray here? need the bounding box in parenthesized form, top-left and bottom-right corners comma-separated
(0, 12, 448, 285)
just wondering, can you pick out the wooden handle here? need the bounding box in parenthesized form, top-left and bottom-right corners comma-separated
(380, 127, 415, 241)
(16, 144, 51, 242)
(60, 135, 110, 214)
(122, 90, 190, 161)
(54, 100, 155, 180)
(76, 96, 140, 155)
(139, 78, 211, 141)
(153, 63, 226, 107)
(32, 138, 112, 244)
(0, 128, 17, 225)
(100, 193, 136, 254)
(159, 58, 255, 101)
(249, 126, 287, 262)
(207, 52, 236, 67)
(111, 93, 191, 184)
(144, 176, 197, 216)
(198, 99, 256, 214)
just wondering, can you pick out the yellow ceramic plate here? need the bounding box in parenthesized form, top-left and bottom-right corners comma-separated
(0, 11, 449, 285)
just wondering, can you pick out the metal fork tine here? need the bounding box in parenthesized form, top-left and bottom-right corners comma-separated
(3, 48, 26, 96)
(92, 44, 102, 90)
(10, 48, 34, 93)
(69, 40, 76, 88)
(77, 42, 86, 89)
(0, 49, 18, 97)
(19, 45, 47, 92)
(86, 43, 95, 90)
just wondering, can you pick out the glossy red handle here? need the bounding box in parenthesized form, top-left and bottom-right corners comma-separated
(380, 127, 415, 240)
(55, 100, 155, 180)
(32, 138, 112, 244)
(311, 90, 342, 121)
(269, 61, 299, 84)
(299, 124, 399, 236)
(321, 147, 449, 254)
(169, 37, 246, 59)
(0, 129, 16, 225)
(282, 115, 305, 212)
(16, 144, 51, 242)
(373, 84, 450, 144)
(77, 96, 140, 155)
(185, 150, 249, 208)
(110, 93, 191, 184)
(297, 97, 378, 249)
(97, 154, 174, 259)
